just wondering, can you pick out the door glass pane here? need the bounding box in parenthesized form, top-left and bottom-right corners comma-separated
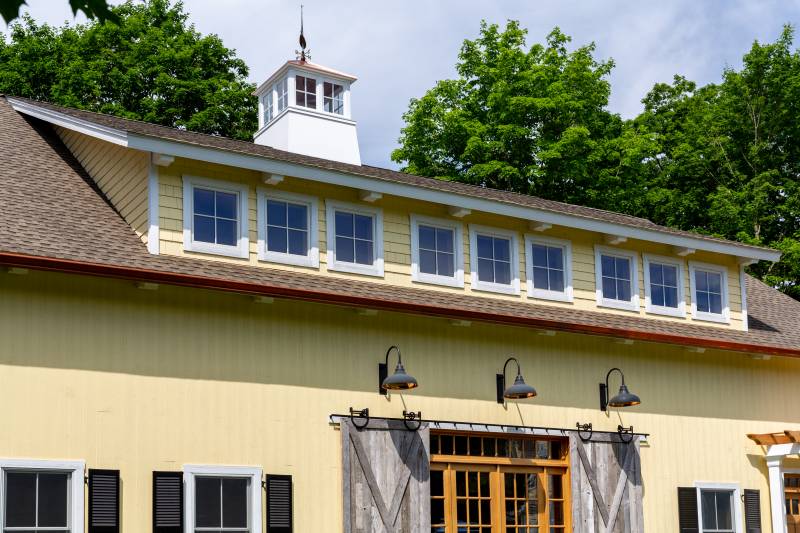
(5, 472, 37, 527)
(38, 472, 69, 527)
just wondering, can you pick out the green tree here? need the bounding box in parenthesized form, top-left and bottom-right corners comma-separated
(636, 26, 800, 297)
(1, 0, 116, 25)
(0, 0, 257, 140)
(391, 21, 655, 214)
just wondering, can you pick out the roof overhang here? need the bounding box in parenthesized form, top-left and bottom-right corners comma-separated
(8, 97, 782, 263)
(254, 60, 357, 96)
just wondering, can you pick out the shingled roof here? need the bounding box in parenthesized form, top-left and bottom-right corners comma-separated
(1, 96, 797, 356)
(5, 96, 778, 260)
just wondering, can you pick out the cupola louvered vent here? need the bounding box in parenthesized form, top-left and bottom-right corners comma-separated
(153, 471, 183, 533)
(89, 469, 120, 533)
(266, 474, 293, 533)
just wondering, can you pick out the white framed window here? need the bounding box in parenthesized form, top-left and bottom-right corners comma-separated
(0, 459, 85, 533)
(643, 254, 686, 317)
(183, 176, 250, 259)
(695, 482, 743, 533)
(410, 214, 464, 288)
(323, 82, 344, 115)
(594, 246, 639, 311)
(184, 465, 262, 533)
(263, 92, 274, 124)
(689, 261, 730, 323)
(524, 235, 572, 302)
(326, 200, 384, 277)
(276, 78, 288, 112)
(257, 189, 319, 268)
(469, 225, 520, 295)
(295, 75, 317, 109)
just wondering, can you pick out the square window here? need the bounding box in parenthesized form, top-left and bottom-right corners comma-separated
(327, 202, 383, 276)
(595, 247, 638, 310)
(259, 192, 318, 267)
(700, 489, 735, 533)
(416, 224, 456, 278)
(186, 467, 259, 533)
(600, 254, 632, 302)
(4, 470, 71, 530)
(692, 266, 726, 320)
(476, 235, 512, 285)
(185, 179, 248, 258)
(646, 260, 680, 313)
(324, 81, 344, 115)
(296, 75, 317, 109)
(528, 241, 567, 296)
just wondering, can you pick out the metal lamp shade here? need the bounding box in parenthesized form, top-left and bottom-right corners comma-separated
(608, 383, 641, 408)
(503, 374, 537, 400)
(381, 361, 418, 391)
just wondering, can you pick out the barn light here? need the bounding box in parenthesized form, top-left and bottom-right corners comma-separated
(599, 367, 641, 412)
(379, 346, 418, 395)
(496, 357, 537, 404)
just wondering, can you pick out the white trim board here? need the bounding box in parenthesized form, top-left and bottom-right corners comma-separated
(0, 458, 85, 533)
(8, 97, 780, 262)
(694, 482, 744, 533)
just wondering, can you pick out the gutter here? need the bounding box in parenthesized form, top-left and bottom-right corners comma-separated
(1, 251, 796, 359)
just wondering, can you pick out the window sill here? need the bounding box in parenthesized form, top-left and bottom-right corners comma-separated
(471, 280, 521, 296)
(692, 311, 731, 324)
(328, 261, 384, 278)
(259, 251, 319, 269)
(529, 288, 573, 303)
(645, 305, 687, 318)
(597, 297, 640, 312)
(185, 241, 249, 259)
(412, 272, 464, 289)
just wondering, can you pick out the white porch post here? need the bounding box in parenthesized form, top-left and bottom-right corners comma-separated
(767, 456, 785, 533)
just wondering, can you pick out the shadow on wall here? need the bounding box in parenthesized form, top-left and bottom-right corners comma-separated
(1, 269, 800, 424)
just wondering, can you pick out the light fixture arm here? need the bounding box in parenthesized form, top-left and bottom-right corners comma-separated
(385, 345, 402, 368)
(503, 356, 521, 382)
(605, 367, 625, 396)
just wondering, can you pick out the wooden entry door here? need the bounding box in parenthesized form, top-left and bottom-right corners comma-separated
(787, 474, 800, 533)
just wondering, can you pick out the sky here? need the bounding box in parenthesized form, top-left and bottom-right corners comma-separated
(4, 0, 800, 169)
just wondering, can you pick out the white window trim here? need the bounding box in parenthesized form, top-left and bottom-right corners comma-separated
(688, 261, 731, 324)
(0, 458, 85, 533)
(257, 189, 319, 268)
(594, 245, 640, 312)
(468, 225, 520, 296)
(642, 254, 686, 318)
(184, 464, 262, 533)
(325, 200, 384, 277)
(183, 175, 250, 259)
(694, 481, 743, 533)
(321, 79, 347, 117)
(524, 234, 573, 302)
(409, 214, 464, 288)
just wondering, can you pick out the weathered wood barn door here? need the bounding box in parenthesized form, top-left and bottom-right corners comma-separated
(569, 435, 644, 533)
(342, 418, 431, 533)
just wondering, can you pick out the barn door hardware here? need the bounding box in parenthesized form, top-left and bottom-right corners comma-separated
(576, 422, 594, 442)
(618, 424, 635, 443)
(402, 410, 422, 431)
(349, 407, 370, 429)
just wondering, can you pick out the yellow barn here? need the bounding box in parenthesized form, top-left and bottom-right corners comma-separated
(1, 54, 799, 533)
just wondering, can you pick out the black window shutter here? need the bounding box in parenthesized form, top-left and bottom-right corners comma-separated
(744, 489, 762, 533)
(153, 471, 183, 533)
(266, 474, 293, 533)
(88, 469, 120, 533)
(678, 487, 699, 533)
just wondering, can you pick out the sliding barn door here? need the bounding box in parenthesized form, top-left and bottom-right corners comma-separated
(569, 435, 644, 533)
(341, 418, 430, 533)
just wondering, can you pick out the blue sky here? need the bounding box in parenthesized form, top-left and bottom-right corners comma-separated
(4, 0, 799, 168)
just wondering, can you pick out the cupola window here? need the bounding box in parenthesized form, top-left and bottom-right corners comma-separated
(277, 78, 288, 111)
(296, 75, 317, 109)
(324, 82, 344, 115)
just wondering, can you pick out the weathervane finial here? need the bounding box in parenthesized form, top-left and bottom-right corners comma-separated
(296, 5, 310, 61)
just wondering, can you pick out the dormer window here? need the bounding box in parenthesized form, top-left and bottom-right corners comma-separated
(296, 75, 317, 109)
(324, 82, 344, 115)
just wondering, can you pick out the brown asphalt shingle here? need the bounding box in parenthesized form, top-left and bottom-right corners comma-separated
(0, 97, 797, 355)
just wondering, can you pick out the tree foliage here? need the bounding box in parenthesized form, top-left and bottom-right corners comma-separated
(0, 0, 257, 140)
(393, 21, 800, 299)
(1, 0, 117, 25)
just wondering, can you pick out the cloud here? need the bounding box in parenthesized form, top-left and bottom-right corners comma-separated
(5, 0, 797, 168)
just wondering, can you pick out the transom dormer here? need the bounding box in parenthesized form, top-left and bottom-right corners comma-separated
(253, 59, 361, 165)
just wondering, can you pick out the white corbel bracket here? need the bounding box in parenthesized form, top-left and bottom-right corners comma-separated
(151, 153, 174, 167)
(673, 246, 696, 257)
(604, 234, 628, 245)
(448, 206, 471, 218)
(529, 221, 552, 232)
(359, 190, 383, 203)
(262, 173, 285, 186)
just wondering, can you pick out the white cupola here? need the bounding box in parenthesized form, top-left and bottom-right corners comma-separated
(253, 22, 361, 165)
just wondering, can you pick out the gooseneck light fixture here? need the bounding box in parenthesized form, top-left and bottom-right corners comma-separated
(496, 357, 537, 404)
(599, 367, 641, 412)
(379, 346, 418, 395)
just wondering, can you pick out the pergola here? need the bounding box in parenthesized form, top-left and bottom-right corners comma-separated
(748, 431, 800, 533)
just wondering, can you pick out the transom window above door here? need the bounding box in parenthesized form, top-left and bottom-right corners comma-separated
(595, 247, 639, 311)
(326, 201, 384, 277)
(469, 226, 519, 295)
(257, 191, 319, 268)
(410, 215, 463, 288)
